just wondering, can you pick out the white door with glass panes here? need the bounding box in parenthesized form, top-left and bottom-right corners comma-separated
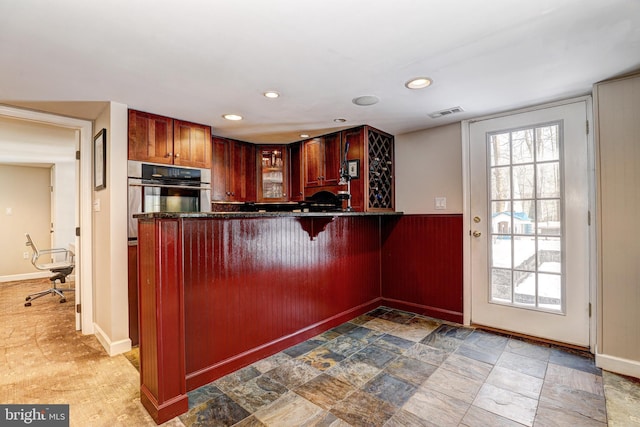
(469, 100, 591, 347)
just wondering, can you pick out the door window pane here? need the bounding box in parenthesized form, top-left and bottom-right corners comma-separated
(537, 162, 560, 198)
(514, 270, 536, 307)
(537, 200, 561, 236)
(492, 236, 511, 268)
(511, 200, 535, 235)
(491, 268, 512, 303)
(513, 236, 536, 271)
(490, 133, 511, 166)
(536, 125, 560, 161)
(512, 165, 534, 199)
(511, 129, 534, 164)
(491, 167, 511, 200)
(538, 273, 561, 311)
(491, 201, 511, 234)
(538, 237, 561, 272)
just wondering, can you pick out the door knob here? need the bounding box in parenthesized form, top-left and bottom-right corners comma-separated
(472, 231, 482, 237)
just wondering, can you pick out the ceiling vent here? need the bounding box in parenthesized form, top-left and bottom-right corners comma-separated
(428, 106, 464, 119)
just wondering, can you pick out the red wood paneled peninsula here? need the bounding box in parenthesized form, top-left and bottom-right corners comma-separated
(135, 212, 462, 424)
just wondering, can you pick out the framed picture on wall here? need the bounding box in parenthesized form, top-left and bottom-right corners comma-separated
(348, 159, 360, 179)
(94, 128, 106, 191)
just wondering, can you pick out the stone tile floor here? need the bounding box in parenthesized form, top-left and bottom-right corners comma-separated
(178, 307, 615, 426)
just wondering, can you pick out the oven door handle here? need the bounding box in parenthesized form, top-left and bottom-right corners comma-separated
(128, 183, 211, 191)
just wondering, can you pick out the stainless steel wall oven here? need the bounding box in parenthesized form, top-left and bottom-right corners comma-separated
(127, 161, 211, 242)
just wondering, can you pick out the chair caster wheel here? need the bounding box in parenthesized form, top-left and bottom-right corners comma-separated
(26, 296, 32, 301)
(60, 299, 66, 304)
(25, 302, 32, 307)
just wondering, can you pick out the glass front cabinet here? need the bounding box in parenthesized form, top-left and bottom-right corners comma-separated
(258, 146, 288, 201)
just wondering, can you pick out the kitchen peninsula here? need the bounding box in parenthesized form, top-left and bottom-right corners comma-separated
(135, 210, 462, 423)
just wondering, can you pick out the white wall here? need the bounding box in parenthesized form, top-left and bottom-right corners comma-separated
(0, 165, 51, 277)
(52, 161, 76, 250)
(92, 102, 130, 356)
(595, 73, 640, 378)
(395, 123, 463, 214)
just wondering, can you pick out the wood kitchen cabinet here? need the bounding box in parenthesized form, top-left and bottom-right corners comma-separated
(303, 132, 342, 189)
(173, 119, 212, 168)
(211, 136, 256, 202)
(128, 110, 173, 164)
(127, 244, 138, 346)
(128, 109, 211, 168)
(258, 145, 288, 201)
(341, 126, 395, 212)
(288, 142, 304, 201)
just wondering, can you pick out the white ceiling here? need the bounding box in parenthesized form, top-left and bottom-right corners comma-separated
(1, 0, 639, 143)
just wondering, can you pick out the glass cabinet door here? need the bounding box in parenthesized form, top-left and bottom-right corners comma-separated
(259, 146, 287, 200)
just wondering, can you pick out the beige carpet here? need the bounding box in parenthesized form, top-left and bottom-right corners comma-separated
(0, 278, 182, 427)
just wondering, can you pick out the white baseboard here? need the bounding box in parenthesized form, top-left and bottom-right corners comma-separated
(0, 272, 50, 283)
(93, 323, 132, 356)
(596, 352, 640, 379)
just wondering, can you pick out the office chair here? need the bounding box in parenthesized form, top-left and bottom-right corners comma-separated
(24, 233, 75, 307)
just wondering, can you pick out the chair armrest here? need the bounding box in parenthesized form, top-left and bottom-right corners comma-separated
(38, 248, 71, 256)
(37, 248, 74, 263)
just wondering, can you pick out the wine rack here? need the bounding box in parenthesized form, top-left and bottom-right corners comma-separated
(367, 129, 394, 210)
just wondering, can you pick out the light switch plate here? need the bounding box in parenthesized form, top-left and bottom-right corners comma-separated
(93, 199, 101, 212)
(435, 197, 446, 210)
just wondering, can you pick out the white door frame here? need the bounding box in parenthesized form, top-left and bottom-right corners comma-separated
(0, 105, 94, 335)
(462, 96, 597, 352)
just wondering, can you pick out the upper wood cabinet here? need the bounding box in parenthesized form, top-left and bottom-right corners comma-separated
(258, 145, 288, 201)
(173, 120, 212, 169)
(128, 110, 173, 164)
(303, 132, 342, 188)
(128, 109, 211, 169)
(211, 136, 256, 202)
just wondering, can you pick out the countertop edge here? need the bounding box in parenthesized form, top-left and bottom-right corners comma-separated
(134, 211, 404, 219)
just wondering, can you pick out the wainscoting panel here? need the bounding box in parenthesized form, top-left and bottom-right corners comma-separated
(381, 214, 463, 323)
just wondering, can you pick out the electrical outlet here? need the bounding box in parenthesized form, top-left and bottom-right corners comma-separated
(435, 197, 447, 210)
(23, 252, 29, 259)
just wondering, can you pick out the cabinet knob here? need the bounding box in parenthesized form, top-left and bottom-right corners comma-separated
(167, 152, 173, 157)
(175, 153, 180, 158)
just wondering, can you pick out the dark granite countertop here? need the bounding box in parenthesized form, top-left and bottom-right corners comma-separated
(134, 211, 403, 219)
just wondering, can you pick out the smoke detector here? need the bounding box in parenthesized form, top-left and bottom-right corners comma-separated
(428, 106, 464, 119)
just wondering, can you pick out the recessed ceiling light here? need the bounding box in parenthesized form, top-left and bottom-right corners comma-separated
(405, 77, 433, 89)
(334, 118, 347, 123)
(300, 134, 310, 138)
(263, 91, 280, 99)
(222, 114, 243, 121)
(352, 95, 379, 106)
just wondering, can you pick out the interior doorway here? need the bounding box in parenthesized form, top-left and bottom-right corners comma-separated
(0, 105, 94, 335)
